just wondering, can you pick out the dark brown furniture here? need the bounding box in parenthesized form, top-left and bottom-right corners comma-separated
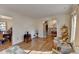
(3, 34, 12, 42)
(24, 33, 31, 43)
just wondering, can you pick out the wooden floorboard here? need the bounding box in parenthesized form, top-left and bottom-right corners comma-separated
(0, 40, 12, 51)
(0, 36, 54, 52)
(19, 37, 54, 52)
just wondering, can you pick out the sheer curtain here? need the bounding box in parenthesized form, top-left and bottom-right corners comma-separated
(70, 14, 77, 43)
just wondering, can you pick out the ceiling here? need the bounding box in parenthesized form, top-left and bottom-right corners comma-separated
(0, 4, 72, 19)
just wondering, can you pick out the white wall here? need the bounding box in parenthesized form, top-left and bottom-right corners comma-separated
(12, 15, 37, 45)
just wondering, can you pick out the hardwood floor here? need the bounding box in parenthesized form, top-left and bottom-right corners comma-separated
(0, 36, 54, 52)
(19, 36, 54, 52)
(0, 40, 12, 51)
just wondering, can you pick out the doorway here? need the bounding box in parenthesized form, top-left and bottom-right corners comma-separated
(43, 19, 57, 39)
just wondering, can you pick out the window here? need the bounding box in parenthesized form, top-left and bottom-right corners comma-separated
(0, 22, 6, 32)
